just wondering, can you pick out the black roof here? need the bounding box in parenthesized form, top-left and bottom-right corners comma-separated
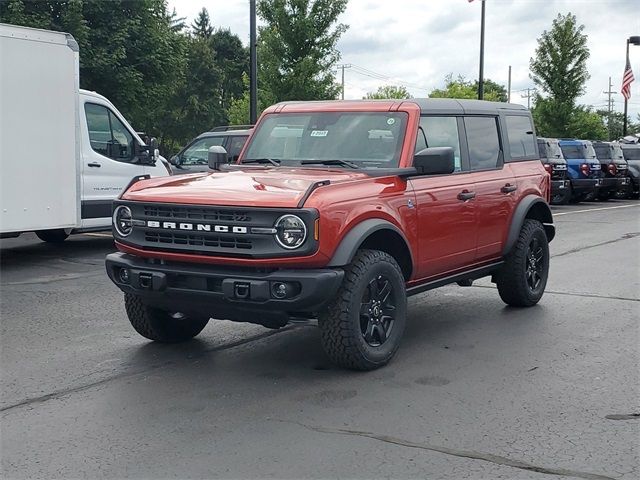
(408, 98, 528, 114)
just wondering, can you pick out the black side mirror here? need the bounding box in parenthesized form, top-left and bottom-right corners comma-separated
(208, 146, 228, 170)
(413, 147, 455, 175)
(169, 155, 180, 166)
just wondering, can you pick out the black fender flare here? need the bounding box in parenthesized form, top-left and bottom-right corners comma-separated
(327, 218, 414, 268)
(503, 195, 555, 256)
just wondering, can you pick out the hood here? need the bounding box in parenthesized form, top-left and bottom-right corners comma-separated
(122, 167, 372, 208)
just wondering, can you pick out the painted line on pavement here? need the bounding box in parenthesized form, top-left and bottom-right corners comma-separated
(553, 204, 638, 217)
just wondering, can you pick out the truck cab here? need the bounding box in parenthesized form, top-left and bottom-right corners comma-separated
(592, 141, 631, 199)
(537, 137, 570, 204)
(558, 139, 602, 202)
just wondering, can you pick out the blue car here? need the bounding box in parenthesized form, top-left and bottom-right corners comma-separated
(558, 139, 603, 202)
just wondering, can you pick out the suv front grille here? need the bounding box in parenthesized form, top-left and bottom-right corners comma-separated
(143, 205, 251, 222)
(145, 231, 253, 250)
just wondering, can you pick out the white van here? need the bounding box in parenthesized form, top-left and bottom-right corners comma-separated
(0, 23, 171, 242)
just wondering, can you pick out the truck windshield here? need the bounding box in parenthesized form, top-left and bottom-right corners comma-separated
(561, 144, 595, 159)
(242, 112, 408, 168)
(611, 145, 624, 160)
(623, 147, 640, 160)
(593, 145, 611, 160)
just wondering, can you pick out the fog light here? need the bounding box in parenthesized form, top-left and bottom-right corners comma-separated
(119, 268, 130, 284)
(272, 282, 288, 299)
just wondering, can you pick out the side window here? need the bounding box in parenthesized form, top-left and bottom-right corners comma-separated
(418, 116, 462, 171)
(227, 136, 248, 162)
(180, 137, 224, 165)
(464, 116, 501, 171)
(85, 103, 134, 161)
(506, 115, 536, 159)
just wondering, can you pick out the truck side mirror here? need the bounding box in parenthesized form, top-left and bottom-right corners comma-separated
(170, 155, 180, 166)
(413, 147, 455, 175)
(208, 146, 228, 170)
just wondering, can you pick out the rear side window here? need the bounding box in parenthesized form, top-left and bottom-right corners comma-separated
(465, 116, 501, 170)
(506, 115, 536, 159)
(85, 103, 134, 161)
(418, 116, 462, 171)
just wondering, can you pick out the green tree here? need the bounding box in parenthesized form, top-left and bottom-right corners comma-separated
(567, 106, 607, 140)
(429, 74, 505, 102)
(191, 7, 213, 38)
(596, 110, 640, 140)
(228, 73, 276, 125)
(529, 13, 590, 136)
(365, 85, 412, 99)
(212, 28, 249, 110)
(257, 0, 348, 102)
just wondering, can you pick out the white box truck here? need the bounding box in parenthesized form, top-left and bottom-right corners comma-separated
(0, 23, 171, 242)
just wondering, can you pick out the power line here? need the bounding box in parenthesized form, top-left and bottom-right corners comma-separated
(347, 64, 431, 92)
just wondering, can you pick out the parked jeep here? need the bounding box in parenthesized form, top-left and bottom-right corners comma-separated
(537, 137, 570, 204)
(592, 141, 632, 199)
(558, 139, 602, 202)
(106, 99, 555, 370)
(621, 144, 640, 198)
(169, 126, 252, 174)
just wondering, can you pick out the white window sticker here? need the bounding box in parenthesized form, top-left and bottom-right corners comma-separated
(310, 130, 328, 137)
(387, 118, 396, 125)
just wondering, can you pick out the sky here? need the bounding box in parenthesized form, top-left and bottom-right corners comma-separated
(167, 0, 640, 118)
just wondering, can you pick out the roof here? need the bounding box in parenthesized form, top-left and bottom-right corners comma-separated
(195, 129, 252, 139)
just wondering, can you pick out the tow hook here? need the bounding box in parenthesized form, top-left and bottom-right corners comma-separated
(234, 282, 251, 299)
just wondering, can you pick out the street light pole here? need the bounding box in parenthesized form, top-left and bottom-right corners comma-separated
(249, 0, 257, 125)
(477, 0, 486, 100)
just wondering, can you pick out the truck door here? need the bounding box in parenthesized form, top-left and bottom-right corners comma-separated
(410, 116, 477, 279)
(81, 101, 146, 224)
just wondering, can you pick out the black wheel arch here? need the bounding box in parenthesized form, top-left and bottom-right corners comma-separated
(503, 195, 555, 256)
(327, 219, 414, 280)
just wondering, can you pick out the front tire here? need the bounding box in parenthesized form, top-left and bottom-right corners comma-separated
(36, 228, 70, 243)
(495, 219, 549, 307)
(124, 293, 209, 342)
(319, 249, 407, 371)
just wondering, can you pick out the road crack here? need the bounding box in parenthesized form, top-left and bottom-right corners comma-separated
(552, 232, 639, 258)
(472, 284, 639, 303)
(280, 420, 615, 480)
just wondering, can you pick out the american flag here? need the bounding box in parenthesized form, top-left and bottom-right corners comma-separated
(622, 56, 635, 100)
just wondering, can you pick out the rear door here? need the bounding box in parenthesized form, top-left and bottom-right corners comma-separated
(410, 116, 477, 279)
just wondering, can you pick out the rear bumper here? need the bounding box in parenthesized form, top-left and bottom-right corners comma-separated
(105, 252, 344, 326)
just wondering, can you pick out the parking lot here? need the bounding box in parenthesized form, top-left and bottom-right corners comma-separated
(1, 200, 638, 480)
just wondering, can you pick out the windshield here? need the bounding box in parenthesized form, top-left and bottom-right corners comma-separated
(561, 144, 595, 160)
(242, 112, 408, 168)
(611, 145, 624, 160)
(623, 147, 640, 160)
(593, 144, 611, 160)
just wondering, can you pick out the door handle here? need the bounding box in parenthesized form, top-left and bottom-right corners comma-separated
(501, 183, 517, 193)
(457, 190, 476, 201)
(87, 162, 101, 168)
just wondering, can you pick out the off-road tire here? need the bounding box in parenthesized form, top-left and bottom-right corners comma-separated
(318, 249, 407, 371)
(495, 219, 549, 307)
(36, 228, 70, 243)
(124, 293, 209, 342)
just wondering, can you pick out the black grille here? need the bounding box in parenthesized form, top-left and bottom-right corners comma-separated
(143, 205, 251, 222)
(145, 231, 252, 250)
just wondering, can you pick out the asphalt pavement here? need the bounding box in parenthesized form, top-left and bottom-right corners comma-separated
(1, 200, 639, 480)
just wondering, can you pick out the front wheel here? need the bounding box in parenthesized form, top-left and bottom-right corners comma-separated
(124, 293, 209, 342)
(36, 228, 71, 243)
(495, 219, 549, 307)
(319, 250, 407, 371)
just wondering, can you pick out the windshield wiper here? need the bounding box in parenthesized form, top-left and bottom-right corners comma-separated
(241, 158, 281, 166)
(300, 159, 359, 169)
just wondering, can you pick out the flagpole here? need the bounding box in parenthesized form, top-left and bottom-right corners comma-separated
(623, 38, 629, 136)
(477, 0, 485, 100)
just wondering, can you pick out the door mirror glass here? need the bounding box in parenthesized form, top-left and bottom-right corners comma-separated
(170, 155, 181, 166)
(208, 146, 228, 170)
(413, 147, 455, 175)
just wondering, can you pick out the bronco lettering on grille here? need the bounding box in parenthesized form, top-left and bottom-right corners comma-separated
(146, 220, 248, 234)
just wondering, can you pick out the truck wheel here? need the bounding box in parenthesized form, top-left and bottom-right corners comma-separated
(495, 219, 549, 307)
(36, 228, 70, 243)
(124, 293, 209, 343)
(318, 249, 407, 371)
(550, 188, 570, 205)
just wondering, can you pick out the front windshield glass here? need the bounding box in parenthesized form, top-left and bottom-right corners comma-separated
(560, 145, 584, 159)
(593, 144, 611, 160)
(242, 112, 408, 168)
(623, 147, 640, 160)
(611, 145, 624, 160)
(585, 144, 597, 160)
(547, 141, 563, 159)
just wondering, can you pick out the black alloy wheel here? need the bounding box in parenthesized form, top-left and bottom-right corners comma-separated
(360, 275, 396, 347)
(525, 237, 545, 292)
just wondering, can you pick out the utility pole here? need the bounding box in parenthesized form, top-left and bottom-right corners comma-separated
(249, 0, 257, 124)
(336, 64, 351, 100)
(521, 88, 535, 109)
(603, 76, 617, 140)
(477, 0, 486, 100)
(507, 65, 512, 103)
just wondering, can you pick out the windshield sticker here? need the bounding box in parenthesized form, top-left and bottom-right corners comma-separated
(310, 130, 328, 137)
(387, 118, 396, 125)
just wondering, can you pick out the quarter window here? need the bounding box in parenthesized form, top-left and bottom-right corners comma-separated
(465, 116, 501, 170)
(85, 103, 134, 161)
(418, 116, 462, 171)
(506, 115, 536, 159)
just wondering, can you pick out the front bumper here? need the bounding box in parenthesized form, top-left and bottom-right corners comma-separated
(595, 177, 619, 193)
(106, 252, 344, 326)
(570, 178, 599, 193)
(551, 179, 570, 195)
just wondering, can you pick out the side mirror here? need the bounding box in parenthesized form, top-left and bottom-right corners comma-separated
(170, 155, 180, 166)
(208, 145, 228, 170)
(413, 147, 455, 175)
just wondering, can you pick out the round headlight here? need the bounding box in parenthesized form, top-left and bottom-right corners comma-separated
(275, 215, 307, 249)
(113, 205, 133, 237)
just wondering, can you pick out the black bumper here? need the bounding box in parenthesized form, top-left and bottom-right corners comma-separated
(595, 177, 619, 193)
(551, 179, 570, 195)
(570, 178, 599, 193)
(105, 252, 344, 326)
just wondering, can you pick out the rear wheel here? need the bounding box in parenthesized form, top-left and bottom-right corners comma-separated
(495, 219, 549, 307)
(124, 293, 209, 342)
(319, 249, 407, 371)
(36, 228, 71, 243)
